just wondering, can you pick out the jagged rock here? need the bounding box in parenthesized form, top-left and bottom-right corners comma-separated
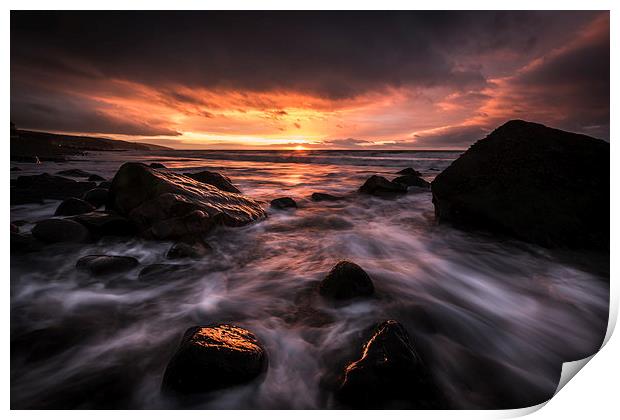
(57, 169, 92, 178)
(76, 255, 139, 276)
(31, 218, 89, 243)
(432, 120, 610, 250)
(270, 197, 297, 210)
(311, 192, 343, 202)
(88, 174, 106, 182)
(397, 167, 422, 176)
(393, 175, 430, 189)
(358, 175, 407, 197)
(162, 324, 268, 394)
(337, 320, 442, 408)
(82, 188, 109, 208)
(319, 261, 374, 300)
(54, 198, 95, 216)
(106, 163, 265, 240)
(11, 173, 96, 204)
(184, 171, 241, 193)
(71, 212, 137, 237)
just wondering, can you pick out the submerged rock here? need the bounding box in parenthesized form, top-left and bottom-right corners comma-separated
(106, 163, 265, 240)
(166, 241, 212, 260)
(270, 197, 297, 210)
(71, 212, 137, 237)
(82, 188, 109, 208)
(138, 263, 190, 280)
(358, 175, 407, 197)
(76, 255, 139, 276)
(54, 198, 95, 216)
(311, 192, 343, 202)
(432, 120, 610, 250)
(184, 171, 241, 194)
(57, 169, 92, 178)
(162, 324, 268, 394)
(393, 174, 430, 189)
(32, 218, 89, 243)
(319, 261, 374, 300)
(11, 232, 44, 254)
(11, 173, 96, 204)
(397, 167, 422, 176)
(337, 320, 442, 408)
(88, 174, 106, 182)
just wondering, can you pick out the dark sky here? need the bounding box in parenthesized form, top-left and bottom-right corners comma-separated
(10, 11, 610, 149)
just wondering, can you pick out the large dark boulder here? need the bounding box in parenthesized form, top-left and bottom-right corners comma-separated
(432, 120, 610, 250)
(149, 162, 166, 169)
(71, 212, 137, 237)
(31, 218, 89, 243)
(82, 188, 109, 208)
(337, 320, 442, 408)
(106, 163, 265, 240)
(162, 324, 268, 394)
(319, 261, 374, 300)
(270, 197, 297, 210)
(11, 173, 96, 204)
(393, 175, 430, 189)
(183, 171, 241, 194)
(358, 175, 407, 197)
(54, 198, 95, 216)
(76, 255, 139, 276)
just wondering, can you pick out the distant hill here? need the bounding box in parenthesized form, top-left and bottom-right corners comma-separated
(10, 129, 172, 162)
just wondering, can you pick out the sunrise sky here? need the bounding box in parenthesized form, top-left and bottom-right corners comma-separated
(10, 11, 609, 150)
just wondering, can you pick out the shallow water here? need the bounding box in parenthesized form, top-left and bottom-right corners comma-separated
(10, 150, 609, 409)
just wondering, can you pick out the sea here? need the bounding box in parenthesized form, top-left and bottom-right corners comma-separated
(10, 149, 610, 409)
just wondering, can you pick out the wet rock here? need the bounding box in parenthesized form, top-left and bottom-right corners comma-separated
(76, 255, 139, 276)
(270, 197, 297, 210)
(54, 198, 95, 216)
(166, 240, 212, 260)
(32, 218, 89, 243)
(319, 261, 374, 300)
(311, 192, 343, 202)
(98, 181, 112, 189)
(149, 162, 166, 169)
(358, 175, 407, 197)
(88, 174, 106, 182)
(337, 320, 442, 408)
(57, 169, 92, 178)
(184, 170, 241, 194)
(11, 232, 44, 253)
(397, 167, 422, 176)
(11, 173, 96, 204)
(82, 188, 109, 208)
(432, 120, 610, 250)
(162, 324, 268, 394)
(11, 166, 22, 171)
(71, 212, 137, 237)
(138, 263, 190, 280)
(106, 163, 265, 240)
(393, 174, 430, 189)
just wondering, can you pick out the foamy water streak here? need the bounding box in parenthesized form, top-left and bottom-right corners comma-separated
(10, 150, 609, 409)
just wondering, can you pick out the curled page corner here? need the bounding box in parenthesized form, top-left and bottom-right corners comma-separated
(554, 355, 595, 396)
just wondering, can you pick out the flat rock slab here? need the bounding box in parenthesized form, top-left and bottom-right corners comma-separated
(162, 324, 268, 394)
(106, 163, 265, 240)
